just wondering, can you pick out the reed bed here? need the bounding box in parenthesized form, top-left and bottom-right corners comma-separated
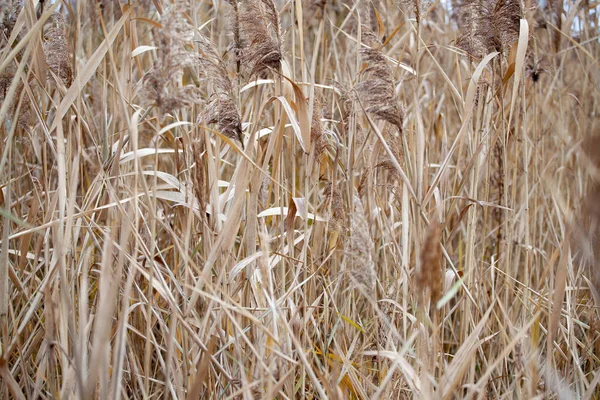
(0, 0, 599, 398)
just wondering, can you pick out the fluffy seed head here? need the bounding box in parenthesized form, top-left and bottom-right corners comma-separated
(239, 0, 282, 77)
(142, 4, 203, 114)
(195, 31, 243, 145)
(43, 13, 72, 87)
(356, 30, 404, 133)
(456, 0, 522, 59)
(345, 195, 376, 292)
(417, 219, 443, 305)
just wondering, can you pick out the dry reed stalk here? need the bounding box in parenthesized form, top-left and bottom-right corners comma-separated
(0, 0, 598, 398)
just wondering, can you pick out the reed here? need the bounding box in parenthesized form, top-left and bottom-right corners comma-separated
(0, 0, 598, 398)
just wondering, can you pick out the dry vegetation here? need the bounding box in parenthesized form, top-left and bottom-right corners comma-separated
(1, 0, 600, 398)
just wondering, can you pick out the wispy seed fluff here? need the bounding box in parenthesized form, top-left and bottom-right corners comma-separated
(43, 13, 72, 87)
(311, 97, 328, 160)
(239, 0, 282, 77)
(323, 181, 344, 231)
(0, 0, 21, 43)
(355, 29, 405, 133)
(416, 219, 443, 305)
(143, 5, 202, 114)
(196, 34, 243, 145)
(456, 0, 522, 59)
(225, 0, 242, 66)
(572, 135, 600, 305)
(345, 195, 376, 293)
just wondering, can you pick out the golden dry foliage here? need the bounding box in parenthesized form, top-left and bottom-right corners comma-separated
(1, 0, 599, 398)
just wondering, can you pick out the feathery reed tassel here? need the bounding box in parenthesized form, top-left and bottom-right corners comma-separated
(456, 0, 522, 59)
(572, 136, 600, 304)
(240, 0, 282, 77)
(417, 219, 443, 305)
(143, 4, 202, 114)
(346, 195, 376, 292)
(311, 97, 327, 161)
(196, 34, 243, 145)
(323, 181, 344, 230)
(0, 66, 15, 103)
(0, 0, 21, 43)
(43, 13, 72, 87)
(192, 139, 207, 220)
(226, 0, 242, 71)
(0, 64, 34, 130)
(455, 0, 488, 60)
(203, 93, 243, 145)
(375, 128, 404, 179)
(355, 29, 404, 133)
(490, 0, 521, 51)
(398, 0, 425, 26)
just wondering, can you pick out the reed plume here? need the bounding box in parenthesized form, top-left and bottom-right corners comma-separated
(375, 128, 404, 202)
(192, 138, 207, 219)
(0, 1, 22, 111)
(355, 29, 404, 133)
(311, 97, 328, 161)
(226, 0, 242, 70)
(323, 180, 344, 231)
(456, 0, 522, 59)
(0, 66, 14, 103)
(345, 194, 376, 293)
(143, 4, 202, 114)
(43, 13, 72, 87)
(398, 0, 428, 26)
(375, 128, 404, 178)
(0, 1, 21, 43)
(239, 0, 282, 77)
(572, 136, 600, 303)
(416, 218, 443, 305)
(196, 33, 243, 144)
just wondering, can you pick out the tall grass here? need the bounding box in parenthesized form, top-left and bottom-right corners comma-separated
(0, 0, 599, 398)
